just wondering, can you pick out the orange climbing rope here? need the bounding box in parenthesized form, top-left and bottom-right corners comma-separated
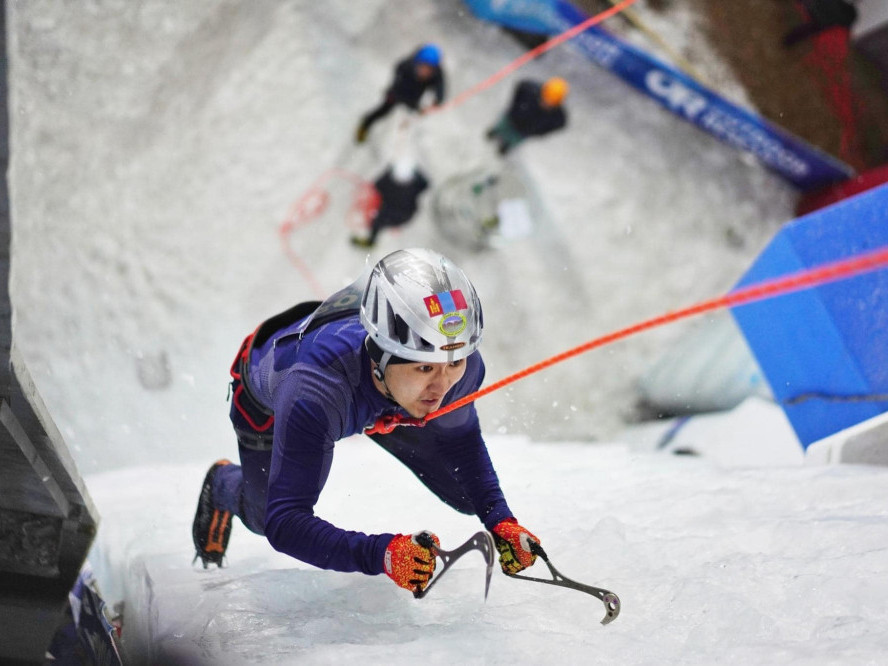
(280, 1, 640, 293)
(426, 0, 640, 116)
(279, 168, 378, 298)
(365, 245, 888, 435)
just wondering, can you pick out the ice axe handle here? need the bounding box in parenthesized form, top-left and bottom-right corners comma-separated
(412, 531, 496, 600)
(415, 531, 437, 550)
(510, 541, 622, 625)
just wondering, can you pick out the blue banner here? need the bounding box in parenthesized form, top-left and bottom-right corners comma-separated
(463, 0, 854, 191)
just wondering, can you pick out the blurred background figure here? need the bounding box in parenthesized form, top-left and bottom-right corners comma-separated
(485, 77, 569, 156)
(355, 44, 446, 144)
(783, 0, 858, 46)
(350, 159, 430, 248)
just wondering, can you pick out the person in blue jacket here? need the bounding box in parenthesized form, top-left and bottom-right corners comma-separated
(192, 248, 540, 593)
(355, 44, 446, 144)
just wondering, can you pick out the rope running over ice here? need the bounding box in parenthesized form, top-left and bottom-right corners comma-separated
(364, 246, 888, 434)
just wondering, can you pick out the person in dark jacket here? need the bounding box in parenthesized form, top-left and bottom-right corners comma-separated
(350, 160, 430, 248)
(191, 248, 541, 595)
(486, 77, 569, 156)
(356, 44, 446, 144)
(783, 0, 858, 47)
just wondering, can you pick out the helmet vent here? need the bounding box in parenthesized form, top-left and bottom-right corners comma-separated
(384, 303, 397, 338)
(394, 314, 411, 344)
(358, 248, 483, 363)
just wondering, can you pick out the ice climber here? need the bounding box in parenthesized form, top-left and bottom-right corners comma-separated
(355, 44, 446, 144)
(192, 248, 541, 594)
(486, 77, 569, 156)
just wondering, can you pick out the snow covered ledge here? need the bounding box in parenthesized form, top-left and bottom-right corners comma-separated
(806, 411, 888, 466)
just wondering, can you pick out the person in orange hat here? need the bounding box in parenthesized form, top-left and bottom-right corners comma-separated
(486, 77, 569, 156)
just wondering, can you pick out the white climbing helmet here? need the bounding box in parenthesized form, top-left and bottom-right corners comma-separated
(360, 248, 483, 369)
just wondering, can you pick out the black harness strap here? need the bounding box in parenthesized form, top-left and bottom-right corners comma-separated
(230, 282, 366, 425)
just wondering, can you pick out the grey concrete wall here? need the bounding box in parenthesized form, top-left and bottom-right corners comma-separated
(0, 1, 100, 662)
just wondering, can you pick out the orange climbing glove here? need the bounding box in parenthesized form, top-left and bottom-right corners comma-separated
(492, 518, 540, 574)
(384, 531, 440, 593)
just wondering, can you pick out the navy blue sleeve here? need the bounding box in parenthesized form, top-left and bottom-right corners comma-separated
(263, 371, 394, 575)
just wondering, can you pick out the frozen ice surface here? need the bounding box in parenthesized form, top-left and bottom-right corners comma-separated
(8, 1, 887, 664)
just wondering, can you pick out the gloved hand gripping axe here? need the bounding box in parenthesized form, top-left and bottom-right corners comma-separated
(412, 531, 496, 600)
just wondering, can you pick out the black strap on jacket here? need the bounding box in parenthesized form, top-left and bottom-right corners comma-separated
(229, 277, 369, 424)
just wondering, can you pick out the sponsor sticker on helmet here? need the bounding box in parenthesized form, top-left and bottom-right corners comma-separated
(424, 289, 467, 317)
(440, 342, 466, 351)
(439, 312, 467, 337)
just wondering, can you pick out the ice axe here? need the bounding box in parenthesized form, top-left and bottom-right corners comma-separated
(413, 531, 496, 600)
(506, 541, 621, 625)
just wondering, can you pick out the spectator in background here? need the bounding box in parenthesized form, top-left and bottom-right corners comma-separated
(485, 77, 569, 156)
(783, 0, 858, 47)
(356, 44, 446, 144)
(350, 159, 429, 248)
(783, 0, 864, 168)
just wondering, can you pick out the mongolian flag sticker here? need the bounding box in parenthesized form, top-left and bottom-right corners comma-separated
(424, 289, 468, 338)
(423, 289, 467, 317)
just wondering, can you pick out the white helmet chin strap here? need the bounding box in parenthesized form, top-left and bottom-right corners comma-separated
(375, 351, 393, 380)
(366, 339, 397, 401)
